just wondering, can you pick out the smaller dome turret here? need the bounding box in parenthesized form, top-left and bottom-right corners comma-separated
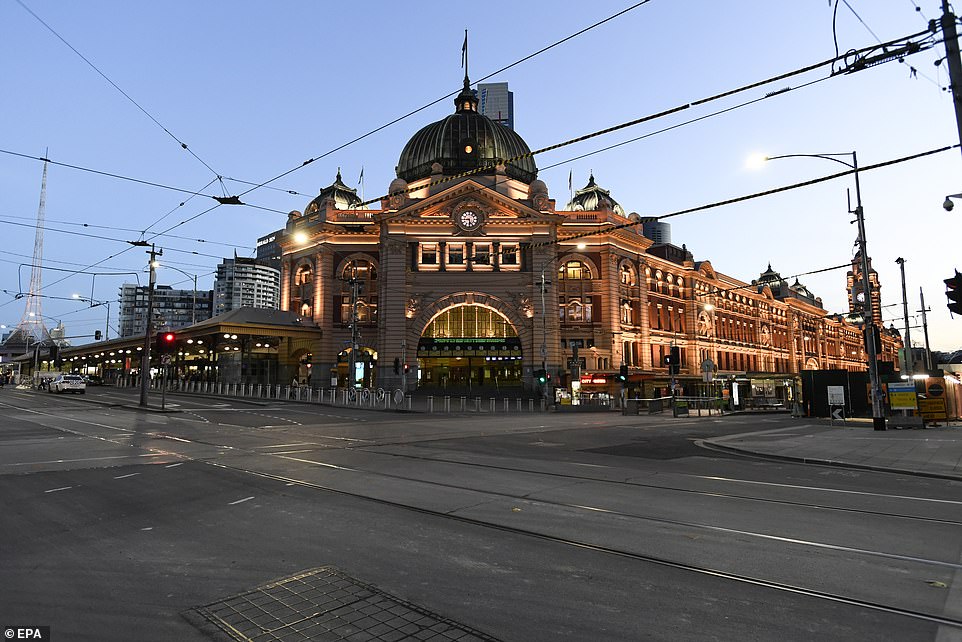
(305, 169, 363, 217)
(564, 173, 626, 216)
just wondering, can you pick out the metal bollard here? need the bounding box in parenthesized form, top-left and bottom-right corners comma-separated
(444, 396, 450, 413)
(428, 396, 434, 413)
(460, 396, 466, 412)
(475, 397, 481, 412)
(490, 398, 495, 413)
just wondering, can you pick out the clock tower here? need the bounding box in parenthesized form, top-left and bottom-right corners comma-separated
(847, 248, 882, 326)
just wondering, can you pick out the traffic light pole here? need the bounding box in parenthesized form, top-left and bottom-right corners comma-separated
(941, 0, 962, 165)
(139, 244, 161, 408)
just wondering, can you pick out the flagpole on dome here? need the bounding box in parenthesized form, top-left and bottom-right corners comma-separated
(461, 29, 468, 84)
(358, 166, 364, 203)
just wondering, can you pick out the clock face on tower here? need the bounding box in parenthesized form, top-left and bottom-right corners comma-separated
(456, 209, 482, 232)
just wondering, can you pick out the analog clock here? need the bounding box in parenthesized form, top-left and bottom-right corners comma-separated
(457, 210, 481, 231)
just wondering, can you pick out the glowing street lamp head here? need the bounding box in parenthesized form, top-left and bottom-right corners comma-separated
(746, 152, 769, 169)
(293, 231, 309, 245)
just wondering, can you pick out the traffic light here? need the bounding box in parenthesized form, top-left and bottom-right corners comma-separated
(156, 331, 176, 354)
(535, 368, 547, 385)
(669, 346, 681, 375)
(403, 363, 410, 375)
(617, 364, 628, 382)
(946, 270, 962, 316)
(49, 344, 60, 365)
(94, 330, 102, 341)
(393, 357, 400, 375)
(863, 325, 881, 353)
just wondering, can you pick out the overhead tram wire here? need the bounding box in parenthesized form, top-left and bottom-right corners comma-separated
(27, 25, 932, 304)
(13, 0, 221, 178)
(0, 149, 291, 220)
(0, 213, 255, 252)
(545, 144, 959, 249)
(235, 0, 657, 199)
(347, 27, 937, 211)
(541, 76, 833, 173)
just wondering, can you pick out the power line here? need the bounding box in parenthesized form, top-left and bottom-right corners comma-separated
(235, 0, 656, 199)
(355, 27, 934, 210)
(13, 0, 221, 178)
(548, 144, 957, 247)
(0, 213, 254, 251)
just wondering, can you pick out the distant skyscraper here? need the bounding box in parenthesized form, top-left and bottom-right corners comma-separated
(214, 257, 280, 315)
(478, 82, 514, 129)
(641, 218, 671, 245)
(256, 230, 283, 271)
(118, 284, 212, 337)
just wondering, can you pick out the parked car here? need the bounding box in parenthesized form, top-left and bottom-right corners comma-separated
(84, 374, 104, 386)
(49, 374, 86, 394)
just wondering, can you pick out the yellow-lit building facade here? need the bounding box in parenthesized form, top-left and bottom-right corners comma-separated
(277, 77, 902, 404)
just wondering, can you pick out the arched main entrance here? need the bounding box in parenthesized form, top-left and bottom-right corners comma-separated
(416, 304, 522, 392)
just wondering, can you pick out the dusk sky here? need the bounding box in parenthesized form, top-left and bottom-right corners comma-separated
(2, 1, 960, 351)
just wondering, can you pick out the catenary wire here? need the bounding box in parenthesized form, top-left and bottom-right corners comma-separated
(13, 0, 221, 178)
(235, 0, 657, 198)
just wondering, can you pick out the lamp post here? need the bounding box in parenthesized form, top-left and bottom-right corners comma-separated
(72, 294, 110, 341)
(762, 152, 885, 430)
(537, 242, 586, 399)
(160, 264, 200, 324)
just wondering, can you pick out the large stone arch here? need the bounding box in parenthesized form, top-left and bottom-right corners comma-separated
(412, 291, 528, 340)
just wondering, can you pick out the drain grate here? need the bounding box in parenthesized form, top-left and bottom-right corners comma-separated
(191, 566, 500, 641)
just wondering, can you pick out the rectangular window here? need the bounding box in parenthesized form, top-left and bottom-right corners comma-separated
(500, 243, 519, 268)
(420, 243, 438, 265)
(447, 243, 465, 267)
(473, 243, 491, 266)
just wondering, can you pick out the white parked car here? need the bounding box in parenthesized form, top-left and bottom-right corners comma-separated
(49, 374, 86, 394)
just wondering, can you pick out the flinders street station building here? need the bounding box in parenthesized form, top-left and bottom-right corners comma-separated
(277, 77, 902, 406)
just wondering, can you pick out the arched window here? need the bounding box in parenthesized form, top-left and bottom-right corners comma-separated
(562, 299, 593, 322)
(559, 261, 591, 280)
(620, 264, 636, 286)
(295, 264, 313, 285)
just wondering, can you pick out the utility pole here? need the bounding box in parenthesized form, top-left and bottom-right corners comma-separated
(895, 257, 913, 377)
(348, 268, 360, 389)
(139, 244, 161, 407)
(919, 288, 933, 372)
(942, 0, 962, 164)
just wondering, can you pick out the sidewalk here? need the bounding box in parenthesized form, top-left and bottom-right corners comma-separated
(703, 420, 962, 481)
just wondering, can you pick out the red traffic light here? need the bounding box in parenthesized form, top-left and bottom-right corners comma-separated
(162, 333, 175, 342)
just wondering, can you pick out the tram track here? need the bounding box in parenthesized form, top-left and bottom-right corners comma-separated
(5, 395, 962, 631)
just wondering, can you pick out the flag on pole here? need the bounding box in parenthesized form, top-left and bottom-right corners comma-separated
(568, 169, 572, 192)
(461, 30, 468, 69)
(358, 167, 364, 185)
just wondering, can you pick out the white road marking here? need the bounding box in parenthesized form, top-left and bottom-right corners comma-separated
(114, 473, 140, 479)
(141, 527, 153, 531)
(44, 486, 72, 493)
(164, 463, 183, 468)
(229, 496, 255, 505)
(270, 449, 315, 455)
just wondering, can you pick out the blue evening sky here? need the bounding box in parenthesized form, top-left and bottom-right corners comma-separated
(1, 1, 959, 351)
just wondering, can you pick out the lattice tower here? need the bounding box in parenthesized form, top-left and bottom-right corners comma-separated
(15, 159, 51, 343)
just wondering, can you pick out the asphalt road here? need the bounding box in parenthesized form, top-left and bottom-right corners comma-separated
(1, 386, 960, 641)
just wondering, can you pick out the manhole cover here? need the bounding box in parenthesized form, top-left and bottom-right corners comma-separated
(189, 566, 499, 641)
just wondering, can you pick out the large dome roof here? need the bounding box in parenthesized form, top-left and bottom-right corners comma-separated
(396, 78, 538, 184)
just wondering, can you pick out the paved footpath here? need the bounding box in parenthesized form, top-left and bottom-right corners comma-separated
(704, 419, 962, 480)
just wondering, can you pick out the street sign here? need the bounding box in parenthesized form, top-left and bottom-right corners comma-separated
(827, 386, 845, 406)
(927, 382, 945, 397)
(919, 398, 948, 420)
(161, 354, 172, 366)
(887, 382, 918, 410)
(701, 359, 715, 372)
(831, 408, 844, 420)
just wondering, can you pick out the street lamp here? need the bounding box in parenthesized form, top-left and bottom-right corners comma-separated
(72, 294, 110, 341)
(759, 151, 885, 430)
(159, 264, 200, 324)
(537, 242, 588, 397)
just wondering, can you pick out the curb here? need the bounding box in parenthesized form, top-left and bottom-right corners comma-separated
(697, 438, 962, 482)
